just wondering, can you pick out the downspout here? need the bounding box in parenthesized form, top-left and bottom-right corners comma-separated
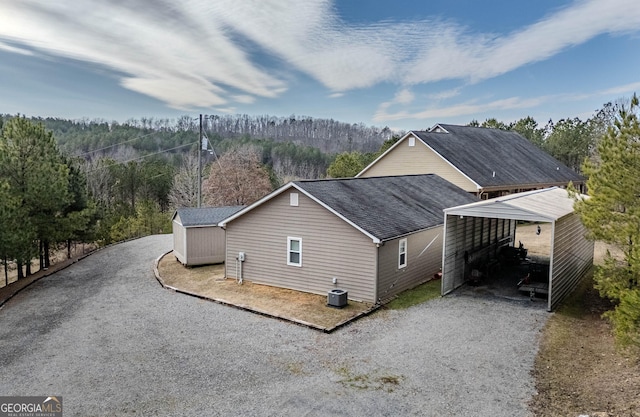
(374, 241, 380, 304)
(441, 214, 448, 296)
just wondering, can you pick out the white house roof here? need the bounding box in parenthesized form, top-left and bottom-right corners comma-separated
(443, 187, 580, 222)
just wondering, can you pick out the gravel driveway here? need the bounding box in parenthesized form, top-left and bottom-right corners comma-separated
(0, 234, 548, 417)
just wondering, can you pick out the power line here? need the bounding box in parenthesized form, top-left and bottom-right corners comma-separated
(76, 130, 161, 157)
(85, 141, 198, 173)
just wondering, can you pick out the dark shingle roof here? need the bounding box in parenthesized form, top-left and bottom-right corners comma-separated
(175, 206, 245, 227)
(413, 124, 584, 188)
(294, 174, 478, 241)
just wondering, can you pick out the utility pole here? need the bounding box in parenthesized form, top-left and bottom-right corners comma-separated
(198, 114, 202, 208)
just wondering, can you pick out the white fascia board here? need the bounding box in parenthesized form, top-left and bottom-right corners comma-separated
(443, 187, 552, 213)
(444, 201, 557, 222)
(217, 183, 296, 227)
(355, 131, 415, 177)
(184, 223, 220, 228)
(428, 123, 449, 133)
(291, 183, 382, 244)
(380, 223, 442, 243)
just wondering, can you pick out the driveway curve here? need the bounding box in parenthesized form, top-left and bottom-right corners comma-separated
(0, 234, 548, 417)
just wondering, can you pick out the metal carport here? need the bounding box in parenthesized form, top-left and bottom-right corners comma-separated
(441, 187, 594, 311)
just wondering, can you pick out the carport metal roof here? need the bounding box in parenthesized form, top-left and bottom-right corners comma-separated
(443, 187, 577, 222)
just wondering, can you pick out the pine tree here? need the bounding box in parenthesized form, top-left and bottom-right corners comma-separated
(574, 94, 640, 347)
(0, 117, 72, 273)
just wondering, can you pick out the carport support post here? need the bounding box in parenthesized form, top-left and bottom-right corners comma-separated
(547, 220, 556, 312)
(198, 114, 202, 208)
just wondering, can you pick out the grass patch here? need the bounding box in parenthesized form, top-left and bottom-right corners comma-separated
(386, 279, 441, 310)
(530, 269, 640, 416)
(334, 366, 404, 392)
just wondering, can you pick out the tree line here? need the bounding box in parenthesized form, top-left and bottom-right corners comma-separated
(0, 112, 385, 283)
(31, 113, 394, 156)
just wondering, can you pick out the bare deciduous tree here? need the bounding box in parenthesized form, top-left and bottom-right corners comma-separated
(202, 146, 273, 206)
(168, 151, 199, 209)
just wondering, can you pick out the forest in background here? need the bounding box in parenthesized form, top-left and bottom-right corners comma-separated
(0, 101, 626, 282)
(0, 113, 396, 283)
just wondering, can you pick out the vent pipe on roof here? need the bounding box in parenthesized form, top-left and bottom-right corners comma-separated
(492, 171, 496, 177)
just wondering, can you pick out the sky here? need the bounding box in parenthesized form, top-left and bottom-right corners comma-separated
(1, 0, 640, 131)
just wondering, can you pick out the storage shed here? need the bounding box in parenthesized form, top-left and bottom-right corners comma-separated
(172, 206, 244, 266)
(441, 187, 593, 311)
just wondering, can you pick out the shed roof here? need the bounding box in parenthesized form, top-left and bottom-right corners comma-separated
(444, 187, 580, 222)
(174, 205, 245, 227)
(221, 174, 478, 242)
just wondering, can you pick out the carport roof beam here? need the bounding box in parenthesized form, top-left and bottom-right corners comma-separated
(443, 187, 580, 222)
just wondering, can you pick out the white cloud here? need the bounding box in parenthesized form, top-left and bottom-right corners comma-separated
(232, 95, 256, 104)
(0, 0, 639, 111)
(374, 95, 550, 122)
(427, 88, 462, 101)
(374, 81, 640, 123)
(394, 89, 415, 105)
(0, 41, 32, 55)
(403, 0, 640, 85)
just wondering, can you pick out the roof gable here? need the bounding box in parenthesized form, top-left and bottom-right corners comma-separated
(413, 124, 584, 188)
(221, 174, 478, 242)
(174, 205, 245, 227)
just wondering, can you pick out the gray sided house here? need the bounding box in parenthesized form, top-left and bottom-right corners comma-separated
(172, 206, 244, 266)
(357, 124, 585, 199)
(219, 175, 478, 304)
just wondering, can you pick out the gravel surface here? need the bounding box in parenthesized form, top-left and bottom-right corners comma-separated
(0, 234, 549, 417)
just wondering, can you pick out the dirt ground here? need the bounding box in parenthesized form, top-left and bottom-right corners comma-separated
(157, 253, 375, 331)
(516, 223, 640, 417)
(0, 242, 96, 289)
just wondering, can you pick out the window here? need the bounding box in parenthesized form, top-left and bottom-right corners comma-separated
(290, 192, 299, 206)
(408, 136, 415, 147)
(287, 237, 302, 267)
(398, 238, 407, 268)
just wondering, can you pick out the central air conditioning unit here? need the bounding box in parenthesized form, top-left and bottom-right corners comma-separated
(327, 289, 348, 308)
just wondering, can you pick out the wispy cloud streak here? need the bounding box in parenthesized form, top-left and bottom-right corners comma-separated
(0, 0, 638, 112)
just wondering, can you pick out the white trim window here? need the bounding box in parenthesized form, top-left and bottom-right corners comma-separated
(287, 237, 302, 267)
(398, 238, 407, 269)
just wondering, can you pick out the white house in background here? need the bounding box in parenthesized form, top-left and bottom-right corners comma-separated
(357, 124, 585, 199)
